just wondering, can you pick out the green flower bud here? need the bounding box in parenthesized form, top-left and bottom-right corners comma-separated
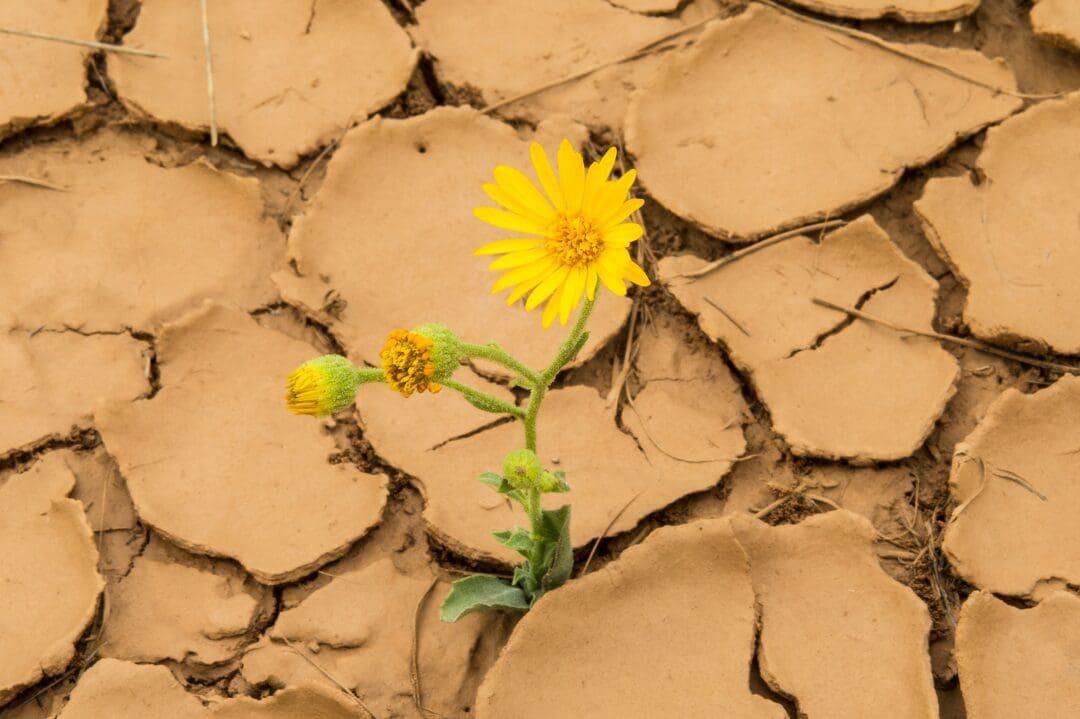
(286, 355, 366, 416)
(413, 323, 463, 382)
(537, 470, 563, 493)
(503, 448, 542, 490)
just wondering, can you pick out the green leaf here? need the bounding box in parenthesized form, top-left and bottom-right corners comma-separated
(539, 505, 573, 596)
(492, 527, 534, 558)
(439, 575, 530, 622)
(511, 564, 532, 588)
(477, 472, 503, 489)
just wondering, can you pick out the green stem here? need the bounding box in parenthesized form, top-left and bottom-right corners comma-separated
(525, 487, 543, 541)
(353, 367, 386, 385)
(541, 298, 595, 384)
(458, 342, 542, 387)
(441, 379, 525, 419)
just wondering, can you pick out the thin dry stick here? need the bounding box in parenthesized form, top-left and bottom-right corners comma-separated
(580, 490, 645, 576)
(0, 174, 68, 191)
(753, 0, 1065, 101)
(663, 219, 847, 282)
(703, 296, 751, 336)
(752, 494, 790, 519)
(284, 136, 339, 214)
(0, 27, 166, 58)
(481, 14, 720, 115)
(280, 637, 377, 718)
(411, 579, 445, 719)
(199, 0, 218, 147)
(812, 297, 1080, 375)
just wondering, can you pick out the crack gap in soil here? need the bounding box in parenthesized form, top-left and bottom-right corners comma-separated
(785, 275, 900, 359)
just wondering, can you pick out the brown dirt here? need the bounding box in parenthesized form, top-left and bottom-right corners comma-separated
(1, 0, 1078, 717)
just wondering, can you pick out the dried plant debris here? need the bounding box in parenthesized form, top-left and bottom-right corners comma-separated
(413, 0, 695, 130)
(56, 659, 363, 718)
(732, 511, 938, 719)
(112, 0, 417, 167)
(943, 375, 1080, 599)
(100, 536, 273, 666)
(242, 558, 507, 718)
(360, 381, 746, 565)
(956, 591, 1080, 719)
(474, 519, 787, 718)
(626, 4, 1021, 241)
(0, 133, 285, 333)
(661, 216, 959, 462)
(0, 329, 146, 458)
(96, 303, 388, 584)
(1031, 0, 1080, 53)
(0, 1, 108, 139)
(782, 0, 979, 22)
(915, 92, 1080, 355)
(275, 107, 630, 375)
(0, 455, 104, 707)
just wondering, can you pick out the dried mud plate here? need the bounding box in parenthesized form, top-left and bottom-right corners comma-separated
(0, 455, 103, 707)
(242, 558, 506, 718)
(626, 4, 1021, 240)
(475, 518, 786, 718)
(113, 0, 417, 167)
(956, 590, 1080, 718)
(732, 511, 938, 718)
(96, 303, 388, 584)
(915, 91, 1080, 354)
(1031, 0, 1080, 53)
(942, 375, 1080, 598)
(661, 216, 959, 461)
(57, 659, 362, 718)
(0, 132, 285, 333)
(0, 1, 107, 139)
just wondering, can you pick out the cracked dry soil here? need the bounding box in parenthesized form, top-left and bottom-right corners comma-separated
(1, 0, 1079, 717)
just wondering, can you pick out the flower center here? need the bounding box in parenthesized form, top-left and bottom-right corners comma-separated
(546, 213, 604, 267)
(380, 330, 442, 398)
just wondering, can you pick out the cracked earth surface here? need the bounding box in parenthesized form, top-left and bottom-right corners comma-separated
(1, 0, 1079, 717)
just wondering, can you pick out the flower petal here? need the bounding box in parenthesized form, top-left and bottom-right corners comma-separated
(560, 266, 586, 324)
(494, 165, 556, 221)
(542, 285, 563, 328)
(586, 265, 599, 301)
(488, 246, 550, 270)
(474, 238, 543, 256)
(530, 142, 566, 211)
(526, 265, 570, 311)
(582, 147, 617, 214)
(596, 255, 629, 296)
(483, 183, 549, 226)
(600, 198, 645, 231)
(624, 258, 651, 287)
(507, 269, 551, 305)
(557, 139, 585, 213)
(604, 222, 644, 248)
(474, 206, 546, 235)
(593, 169, 637, 222)
(491, 257, 557, 293)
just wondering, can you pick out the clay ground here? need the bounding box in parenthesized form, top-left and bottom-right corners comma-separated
(1, 0, 1079, 717)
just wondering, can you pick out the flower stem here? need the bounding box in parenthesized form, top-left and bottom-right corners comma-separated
(458, 342, 542, 387)
(542, 298, 595, 384)
(441, 379, 525, 419)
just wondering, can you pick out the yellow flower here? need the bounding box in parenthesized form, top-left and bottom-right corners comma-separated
(474, 140, 650, 327)
(285, 355, 361, 416)
(381, 329, 444, 398)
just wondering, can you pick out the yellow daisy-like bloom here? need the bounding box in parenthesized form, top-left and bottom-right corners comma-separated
(381, 329, 443, 398)
(474, 139, 650, 327)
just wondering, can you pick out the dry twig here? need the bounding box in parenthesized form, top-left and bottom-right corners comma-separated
(662, 219, 847, 282)
(753, 0, 1066, 101)
(812, 297, 1080, 375)
(199, 0, 218, 147)
(0, 27, 166, 57)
